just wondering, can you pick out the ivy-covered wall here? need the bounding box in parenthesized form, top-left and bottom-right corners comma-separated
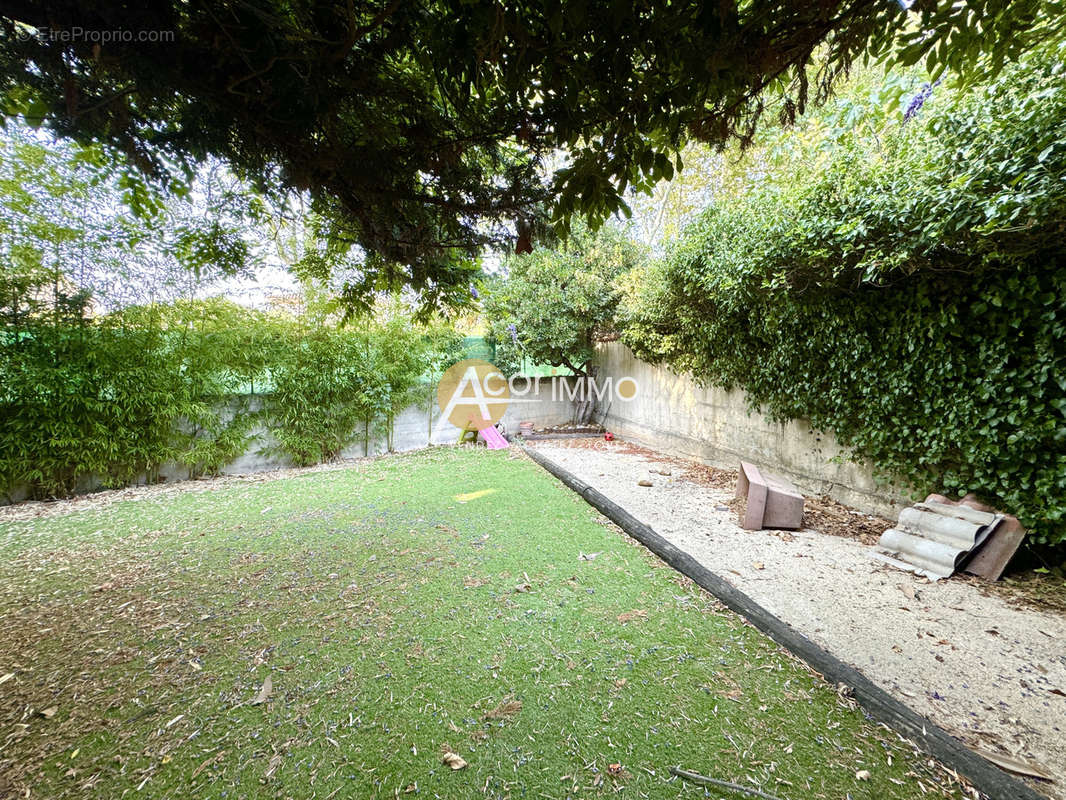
(617, 51, 1066, 546)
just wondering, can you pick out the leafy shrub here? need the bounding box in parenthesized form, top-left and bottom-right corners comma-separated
(0, 296, 272, 496)
(266, 328, 388, 466)
(0, 289, 458, 495)
(485, 224, 644, 377)
(0, 123, 463, 496)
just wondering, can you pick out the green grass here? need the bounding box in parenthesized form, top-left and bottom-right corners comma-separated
(0, 447, 962, 799)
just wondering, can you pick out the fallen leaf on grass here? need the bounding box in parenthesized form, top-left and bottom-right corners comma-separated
(92, 581, 115, 593)
(442, 753, 468, 770)
(39, 706, 58, 719)
(250, 675, 272, 706)
(856, 770, 871, 781)
(483, 697, 522, 720)
(616, 610, 648, 623)
(578, 552, 600, 561)
(514, 582, 532, 593)
(441, 745, 468, 770)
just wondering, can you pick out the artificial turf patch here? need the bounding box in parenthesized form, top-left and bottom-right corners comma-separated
(0, 447, 963, 799)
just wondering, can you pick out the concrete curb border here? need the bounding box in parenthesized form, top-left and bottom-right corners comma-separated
(523, 445, 1043, 800)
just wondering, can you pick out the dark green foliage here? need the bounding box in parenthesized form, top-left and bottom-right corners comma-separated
(264, 304, 464, 464)
(629, 265, 1066, 544)
(0, 297, 273, 497)
(620, 53, 1066, 544)
(3, 0, 1062, 307)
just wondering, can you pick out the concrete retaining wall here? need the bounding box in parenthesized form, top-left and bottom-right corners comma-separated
(594, 342, 909, 518)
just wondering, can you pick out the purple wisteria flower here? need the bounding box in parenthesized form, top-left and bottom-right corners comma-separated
(506, 323, 518, 344)
(904, 82, 935, 122)
(469, 285, 480, 300)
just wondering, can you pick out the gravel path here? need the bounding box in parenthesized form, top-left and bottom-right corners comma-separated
(531, 439, 1066, 799)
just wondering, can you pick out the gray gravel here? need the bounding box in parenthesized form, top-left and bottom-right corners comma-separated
(532, 440, 1066, 797)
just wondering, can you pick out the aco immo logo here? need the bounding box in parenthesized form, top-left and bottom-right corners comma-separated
(434, 359, 637, 438)
(436, 359, 512, 432)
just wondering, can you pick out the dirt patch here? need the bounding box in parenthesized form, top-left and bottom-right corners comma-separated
(962, 572, 1066, 616)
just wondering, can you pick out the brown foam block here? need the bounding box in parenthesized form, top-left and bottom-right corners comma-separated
(964, 516, 1027, 581)
(736, 461, 804, 530)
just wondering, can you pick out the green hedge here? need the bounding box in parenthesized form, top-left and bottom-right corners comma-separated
(619, 51, 1066, 545)
(0, 298, 461, 498)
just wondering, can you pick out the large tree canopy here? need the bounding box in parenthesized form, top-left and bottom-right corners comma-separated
(1, 1, 1061, 306)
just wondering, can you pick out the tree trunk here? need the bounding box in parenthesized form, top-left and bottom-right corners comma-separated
(574, 365, 599, 425)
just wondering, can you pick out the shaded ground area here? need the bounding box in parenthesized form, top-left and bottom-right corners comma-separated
(0, 448, 966, 799)
(530, 439, 1066, 799)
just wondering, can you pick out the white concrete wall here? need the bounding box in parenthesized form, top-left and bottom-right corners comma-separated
(5, 349, 910, 520)
(426, 375, 581, 446)
(196, 379, 579, 475)
(595, 342, 909, 517)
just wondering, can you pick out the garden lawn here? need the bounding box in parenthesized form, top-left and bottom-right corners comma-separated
(0, 447, 962, 799)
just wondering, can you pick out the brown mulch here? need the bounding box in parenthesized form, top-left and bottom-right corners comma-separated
(801, 495, 895, 546)
(542, 437, 737, 490)
(960, 571, 1066, 615)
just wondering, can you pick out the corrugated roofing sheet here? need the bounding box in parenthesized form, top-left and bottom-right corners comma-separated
(876, 500, 1003, 580)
